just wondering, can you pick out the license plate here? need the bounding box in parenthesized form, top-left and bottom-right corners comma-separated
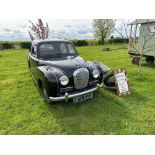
(73, 92, 93, 103)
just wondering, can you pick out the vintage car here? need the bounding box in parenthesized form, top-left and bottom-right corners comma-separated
(28, 39, 113, 104)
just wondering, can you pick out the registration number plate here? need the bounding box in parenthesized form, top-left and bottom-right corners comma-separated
(73, 92, 93, 103)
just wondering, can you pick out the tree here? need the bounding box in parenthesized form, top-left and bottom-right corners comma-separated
(114, 19, 130, 38)
(92, 19, 115, 45)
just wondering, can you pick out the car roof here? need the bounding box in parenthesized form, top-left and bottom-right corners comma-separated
(32, 39, 72, 45)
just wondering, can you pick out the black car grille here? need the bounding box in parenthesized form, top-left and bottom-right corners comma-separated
(73, 68, 89, 89)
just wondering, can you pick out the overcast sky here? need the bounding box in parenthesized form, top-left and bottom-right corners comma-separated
(0, 19, 131, 41)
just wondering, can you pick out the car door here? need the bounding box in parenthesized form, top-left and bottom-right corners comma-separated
(28, 45, 39, 80)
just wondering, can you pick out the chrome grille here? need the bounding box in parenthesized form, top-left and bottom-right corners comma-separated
(73, 68, 89, 89)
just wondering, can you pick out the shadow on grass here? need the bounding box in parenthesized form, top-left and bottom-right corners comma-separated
(142, 63, 155, 68)
(111, 47, 128, 51)
(44, 88, 148, 135)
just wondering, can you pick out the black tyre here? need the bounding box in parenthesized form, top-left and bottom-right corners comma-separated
(132, 57, 140, 65)
(42, 87, 52, 104)
(146, 56, 154, 64)
(28, 61, 30, 68)
(102, 71, 116, 90)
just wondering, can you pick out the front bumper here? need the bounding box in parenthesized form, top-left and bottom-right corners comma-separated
(49, 83, 103, 102)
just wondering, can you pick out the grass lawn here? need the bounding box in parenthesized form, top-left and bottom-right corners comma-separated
(0, 44, 155, 134)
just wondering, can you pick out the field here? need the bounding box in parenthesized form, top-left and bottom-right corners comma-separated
(0, 44, 155, 134)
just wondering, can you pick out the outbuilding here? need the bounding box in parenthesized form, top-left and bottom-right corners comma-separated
(128, 19, 155, 64)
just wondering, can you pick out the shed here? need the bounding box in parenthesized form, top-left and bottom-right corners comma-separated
(128, 19, 155, 64)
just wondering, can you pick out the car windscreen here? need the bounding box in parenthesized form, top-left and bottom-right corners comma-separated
(38, 42, 77, 59)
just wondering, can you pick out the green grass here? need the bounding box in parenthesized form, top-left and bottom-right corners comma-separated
(1, 44, 155, 134)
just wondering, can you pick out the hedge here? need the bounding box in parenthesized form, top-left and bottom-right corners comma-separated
(72, 40, 88, 46)
(19, 42, 31, 49)
(109, 38, 129, 44)
(0, 42, 15, 50)
(0, 44, 2, 50)
(0, 38, 129, 50)
(97, 39, 109, 45)
(87, 40, 98, 46)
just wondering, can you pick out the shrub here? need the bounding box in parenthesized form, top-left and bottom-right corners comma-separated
(19, 42, 31, 49)
(98, 39, 109, 45)
(98, 40, 102, 45)
(0, 42, 15, 49)
(87, 40, 98, 46)
(96, 38, 129, 45)
(112, 38, 129, 44)
(0, 44, 2, 50)
(108, 39, 113, 44)
(77, 40, 88, 46)
(78, 40, 87, 46)
(71, 40, 78, 46)
(71, 40, 88, 46)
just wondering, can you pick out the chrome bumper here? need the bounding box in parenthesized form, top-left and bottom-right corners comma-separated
(49, 83, 103, 102)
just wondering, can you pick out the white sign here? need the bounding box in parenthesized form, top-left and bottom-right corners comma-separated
(113, 70, 130, 96)
(115, 72, 129, 94)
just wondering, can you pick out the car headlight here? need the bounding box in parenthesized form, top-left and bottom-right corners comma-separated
(59, 76, 69, 86)
(92, 70, 99, 78)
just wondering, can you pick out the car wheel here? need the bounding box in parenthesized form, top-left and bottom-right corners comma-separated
(42, 87, 52, 104)
(102, 71, 116, 90)
(132, 57, 140, 65)
(146, 56, 154, 64)
(28, 61, 30, 68)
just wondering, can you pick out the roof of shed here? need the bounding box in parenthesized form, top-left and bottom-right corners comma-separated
(128, 19, 155, 25)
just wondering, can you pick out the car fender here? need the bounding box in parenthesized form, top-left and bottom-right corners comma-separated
(92, 61, 110, 83)
(93, 61, 110, 74)
(35, 66, 66, 97)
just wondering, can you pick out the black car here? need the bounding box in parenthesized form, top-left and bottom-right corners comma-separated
(28, 39, 112, 104)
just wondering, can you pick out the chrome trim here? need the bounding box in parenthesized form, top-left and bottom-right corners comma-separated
(73, 68, 89, 89)
(60, 87, 73, 93)
(89, 80, 98, 86)
(31, 72, 37, 85)
(49, 83, 103, 102)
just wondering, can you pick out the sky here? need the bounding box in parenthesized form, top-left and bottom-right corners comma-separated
(0, 19, 131, 41)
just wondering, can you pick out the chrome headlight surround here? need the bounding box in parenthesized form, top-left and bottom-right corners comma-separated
(92, 70, 99, 78)
(59, 76, 69, 86)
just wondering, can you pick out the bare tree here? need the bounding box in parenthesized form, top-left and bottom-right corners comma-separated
(114, 19, 130, 38)
(92, 19, 115, 45)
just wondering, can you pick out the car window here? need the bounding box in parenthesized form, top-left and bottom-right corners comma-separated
(39, 44, 54, 51)
(67, 44, 76, 54)
(39, 43, 55, 59)
(60, 43, 67, 54)
(38, 42, 77, 59)
(32, 45, 37, 56)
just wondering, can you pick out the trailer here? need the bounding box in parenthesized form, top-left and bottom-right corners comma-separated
(128, 19, 155, 65)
